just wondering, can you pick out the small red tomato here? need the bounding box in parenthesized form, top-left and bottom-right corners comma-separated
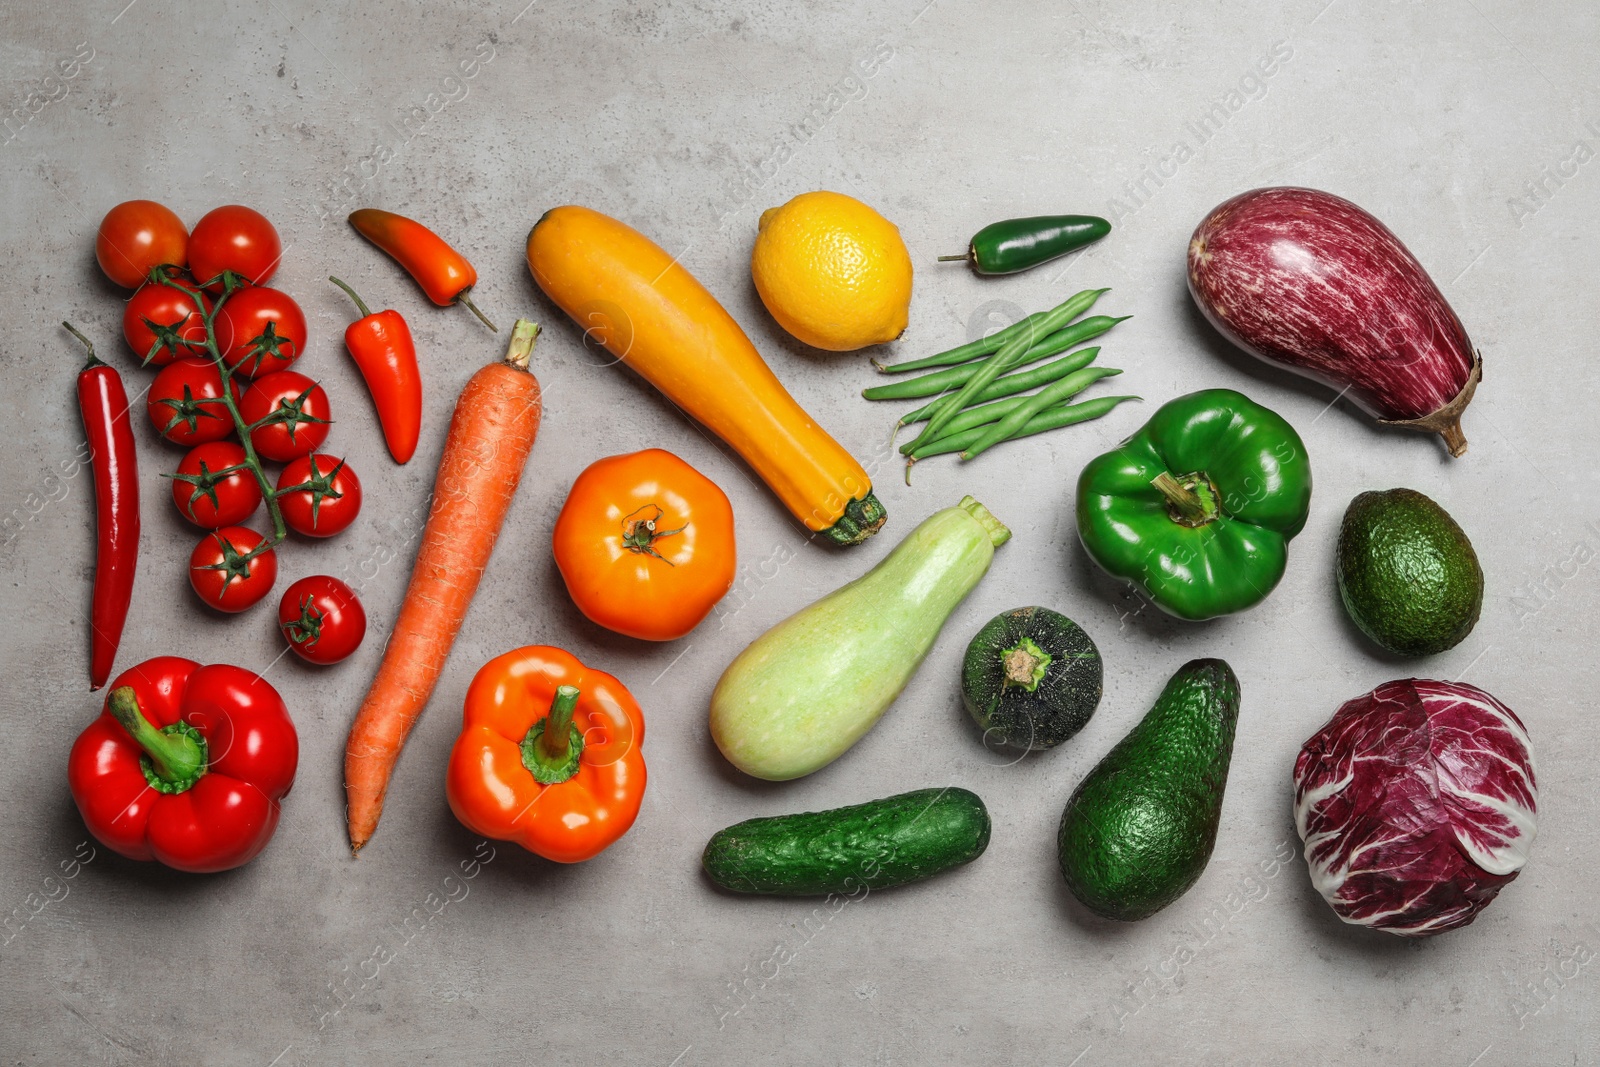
(239, 371, 331, 462)
(96, 200, 188, 288)
(277, 575, 367, 664)
(171, 441, 262, 528)
(188, 205, 282, 288)
(148, 357, 241, 446)
(216, 285, 307, 378)
(123, 275, 210, 367)
(189, 526, 278, 612)
(276, 454, 362, 537)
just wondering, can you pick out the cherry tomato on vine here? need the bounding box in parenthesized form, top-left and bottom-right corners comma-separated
(188, 205, 281, 288)
(276, 453, 361, 537)
(239, 371, 330, 462)
(277, 575, 366, 664)
(170, 441, 262, 528)
(96, 200, 188, 288)
(189, 525, 278, 612)
(552, 448, 736, 641)
(122, 274, 210, 366)
(216, 285, 306, 377)
(147, 357, 241, 447)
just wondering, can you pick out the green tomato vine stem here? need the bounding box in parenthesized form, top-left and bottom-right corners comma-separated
(154, 268, 288, 565)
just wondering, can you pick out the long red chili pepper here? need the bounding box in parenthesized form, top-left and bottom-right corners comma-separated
(347, 208, 497, 332)
(66, 323, 140, 690)
(329, 277, 423, 464)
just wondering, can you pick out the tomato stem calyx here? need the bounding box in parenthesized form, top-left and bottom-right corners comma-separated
(620, 503, 685, 564)
(282, 595, 325, 647)
(521, 685, 584, 785)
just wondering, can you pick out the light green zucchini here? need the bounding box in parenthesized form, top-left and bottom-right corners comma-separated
(709, 496, 1010, 780)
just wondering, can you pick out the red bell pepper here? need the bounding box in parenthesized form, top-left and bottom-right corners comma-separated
(445, 646, 646, 863)
(67, 656, 298, 873)
(329, 277, 423, 464)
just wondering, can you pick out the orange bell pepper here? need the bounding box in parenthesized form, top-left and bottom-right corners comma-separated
(445, 646, 646, 862)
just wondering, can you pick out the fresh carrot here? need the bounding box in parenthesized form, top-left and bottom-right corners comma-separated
(344, 319, 544, 853)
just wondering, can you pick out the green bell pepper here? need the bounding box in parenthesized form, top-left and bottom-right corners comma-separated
(1075, 388, 1311, 621)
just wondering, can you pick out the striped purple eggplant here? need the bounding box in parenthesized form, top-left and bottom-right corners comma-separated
(1187, 187, 1480, 457)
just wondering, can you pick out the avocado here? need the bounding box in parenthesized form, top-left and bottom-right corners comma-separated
(1336, 488, 1483, 657)
(1057, 659, 1240, 921)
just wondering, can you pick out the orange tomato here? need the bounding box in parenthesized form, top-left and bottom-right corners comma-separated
(552, 449, 735, 641)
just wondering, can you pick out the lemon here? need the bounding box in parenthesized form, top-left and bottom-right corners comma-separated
(751, 191, 913, 352)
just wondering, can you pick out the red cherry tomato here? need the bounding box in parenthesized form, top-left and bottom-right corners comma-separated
(189, 526, 277, 612)
(171, 441, 262, 528)
(96, 200, 188, 288)
(188, 205, 282, 288)
(239, 371, 330, 462)
(123, 275, 210, 367)
(148, 358, 240, 446)
(277, 575, 367, 664)
(276, 454, 362, 537)
(216, 285, 307, 378)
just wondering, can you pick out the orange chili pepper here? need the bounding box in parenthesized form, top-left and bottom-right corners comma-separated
(348, 208, 497, 332)
(445, 645, 646, 863)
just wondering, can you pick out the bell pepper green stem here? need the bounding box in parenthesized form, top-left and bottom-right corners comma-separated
(107, 686, 206, 791)
(1151, 471, 1220, 527)
(936, 253, 969, 262)
(522, 685, 585, 785)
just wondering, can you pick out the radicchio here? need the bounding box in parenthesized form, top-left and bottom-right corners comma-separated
(1293, 679, 1537, 937)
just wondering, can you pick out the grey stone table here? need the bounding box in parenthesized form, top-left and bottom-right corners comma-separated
(2, 1, 1594, 1063)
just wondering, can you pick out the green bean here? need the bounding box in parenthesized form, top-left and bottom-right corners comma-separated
(909, 395, 1141, 461)
(873, 310, 1046, 374)
(959, 366, 1118, 459)
(906, 298, 1098, 451)
(898, 367, 1122, 453)
(898, 347, 1101, 425)
(873, 288, 1107, 374)
(861, 315, 1128, 401)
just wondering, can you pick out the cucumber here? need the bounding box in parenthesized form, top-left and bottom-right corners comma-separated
(710, 496, 1010, 781)
(702, 787, 991, 896)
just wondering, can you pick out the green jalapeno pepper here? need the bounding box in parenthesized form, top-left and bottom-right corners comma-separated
(1075, 389, 1312, 621)
(940, 215, 1111, 275)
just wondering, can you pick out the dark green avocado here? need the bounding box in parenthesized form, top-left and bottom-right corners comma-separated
(1336, 488, 1483, 657)
(1057, 659, 1241, 921)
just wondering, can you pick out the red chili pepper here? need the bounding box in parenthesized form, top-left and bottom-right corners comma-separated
(66, 324, 140, 690)
(67, 656, 298, 873)
(328, 277, 423, 464)
(347, 208, 497, 332)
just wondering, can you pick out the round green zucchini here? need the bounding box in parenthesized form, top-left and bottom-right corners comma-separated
(701, 787, 991, 896)
(961, 606, 1102, 749)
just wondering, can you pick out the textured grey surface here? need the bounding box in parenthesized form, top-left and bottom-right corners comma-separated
(2, 1, 1597, 1063)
